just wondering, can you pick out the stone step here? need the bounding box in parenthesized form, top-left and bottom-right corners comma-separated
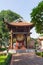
(8, 49, 35, 54)
(16, 49, 35, 53)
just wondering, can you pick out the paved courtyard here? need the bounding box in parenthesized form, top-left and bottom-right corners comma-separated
(10, 52, 43, 65)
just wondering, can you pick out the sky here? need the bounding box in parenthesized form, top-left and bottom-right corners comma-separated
(0, 0, 42, 38)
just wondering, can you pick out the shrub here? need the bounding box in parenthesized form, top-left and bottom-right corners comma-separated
(36, 52, 41, 56)
(36, 52, 43, 57)
(0, 55, 7, 65)
(4, 54, 12, 65)
(0, 48, 7, 51)
(0, 54, 12, 65)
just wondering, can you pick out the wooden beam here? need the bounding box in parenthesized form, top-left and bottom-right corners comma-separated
(13, 32, 30, 34)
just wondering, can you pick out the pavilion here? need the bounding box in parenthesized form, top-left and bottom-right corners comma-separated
(3, 18, 34, 49)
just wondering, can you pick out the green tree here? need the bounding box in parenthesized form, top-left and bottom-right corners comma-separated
(30, 1, 43, 34)
(0, 10, 22, 47)
(0, 10, 22, 22)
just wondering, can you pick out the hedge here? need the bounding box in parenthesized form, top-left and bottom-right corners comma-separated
(0, 54, 12, 65)
(36, 52, 43, 57)
(4, 54, 12, 65)
(0, 48, 7, 51)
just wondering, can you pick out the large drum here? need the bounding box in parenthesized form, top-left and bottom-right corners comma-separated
(16, 34, 24, 41)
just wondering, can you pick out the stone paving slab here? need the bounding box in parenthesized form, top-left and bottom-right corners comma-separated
(10, 53, 43, 65)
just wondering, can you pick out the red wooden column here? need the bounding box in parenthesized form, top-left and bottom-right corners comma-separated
(10, 29, 13, 49)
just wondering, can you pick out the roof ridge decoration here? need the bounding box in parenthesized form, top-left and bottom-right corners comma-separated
(14, 18, 26, 23)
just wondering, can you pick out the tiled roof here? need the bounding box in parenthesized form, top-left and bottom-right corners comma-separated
(10, 22, 34, 26)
